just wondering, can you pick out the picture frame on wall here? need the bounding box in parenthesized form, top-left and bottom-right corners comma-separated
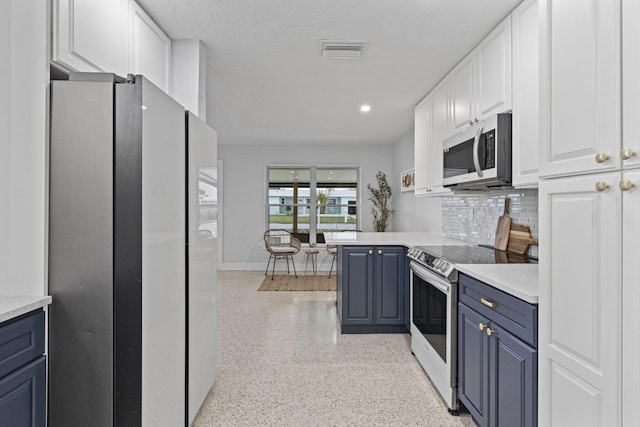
(401, 169, 415, 192)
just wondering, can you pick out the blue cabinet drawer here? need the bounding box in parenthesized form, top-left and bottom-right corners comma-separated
(0, 310, 45, 379)
(0, 355, 46, 427)
(459, 274, 537, 348)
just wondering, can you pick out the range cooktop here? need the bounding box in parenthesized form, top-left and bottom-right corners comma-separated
(407, 244, 537, 282)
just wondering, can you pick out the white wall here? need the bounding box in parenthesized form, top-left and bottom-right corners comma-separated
(0, 0, 49, 295)
(219, 144, 393, 270)
(390, 131, 442, 232)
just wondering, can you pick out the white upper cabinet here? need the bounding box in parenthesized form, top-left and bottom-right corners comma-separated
(622, 0, 640, 172)
(414, 77, 453, 197)
(129, 1, 171, 93)
(477, 16, 512, 119)
(414, 95, 431, 196)
(451, 52, 477, 132)
(429, 77, 453, 195)
(539, 0, 621, 178)
(512, 0, 539, 188)
(52, 0, 129, 76)
(52, 0, 172, 93)
(451, 16, 513, 133)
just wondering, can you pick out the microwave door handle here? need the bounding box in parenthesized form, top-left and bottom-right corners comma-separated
(472, 125, 484, 177)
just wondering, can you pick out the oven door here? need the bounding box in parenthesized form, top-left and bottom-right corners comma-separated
(410, 261, 457, 410)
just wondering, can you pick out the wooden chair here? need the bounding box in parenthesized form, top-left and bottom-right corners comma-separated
(263, 229, 301, 280)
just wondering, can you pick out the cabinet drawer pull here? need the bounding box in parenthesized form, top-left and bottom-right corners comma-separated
(621, 147, 637, 160)
(595, 152, 610, 163)
(480, 298, 496, 308)
(486, 328, 495, 336)
(378, 249, 382, 255)
(595, 181, 609, 192)
(478, 323, 486, 331)
(368, 250, 373, 255)
(620, 179, 635, 192)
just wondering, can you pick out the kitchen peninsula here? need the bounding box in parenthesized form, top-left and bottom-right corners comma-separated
(325, 232, 462, 334)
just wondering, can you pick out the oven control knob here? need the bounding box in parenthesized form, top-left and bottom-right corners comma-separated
(441, 261, 449, 271)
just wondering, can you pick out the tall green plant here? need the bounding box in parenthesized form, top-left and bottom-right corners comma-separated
(316, 192, 328, 214)
(367, 171, 395, 232)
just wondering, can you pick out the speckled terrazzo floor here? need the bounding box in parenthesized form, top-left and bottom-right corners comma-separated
(192, 270, 475, 427)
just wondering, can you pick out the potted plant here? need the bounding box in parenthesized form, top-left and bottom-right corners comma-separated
(367, 171, 395, 232)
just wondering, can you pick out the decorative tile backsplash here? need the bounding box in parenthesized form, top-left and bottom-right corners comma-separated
(441, 189, 539, 257)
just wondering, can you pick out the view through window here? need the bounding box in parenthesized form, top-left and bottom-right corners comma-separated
(267, 166, 359, 244)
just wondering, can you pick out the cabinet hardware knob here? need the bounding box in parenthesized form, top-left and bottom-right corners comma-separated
(474, 118, 479, 124)
(368, 250, 373, 255)
(378, 250, 382, 255)
(595, 181, 610, 192)
(480, 297, 496, 308)
(621, 148, 637, 160)
(595, 152, 610, 163)
(619, 179, 635, 192)
(486, 328, 495, 336)
(469, 120, 474, 126)
(478, 323, 486, 331)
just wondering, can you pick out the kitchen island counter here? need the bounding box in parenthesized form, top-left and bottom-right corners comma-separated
(456, 263, 538, 304)
(324, 231, 462, 248)
(0, 295, 52, 323)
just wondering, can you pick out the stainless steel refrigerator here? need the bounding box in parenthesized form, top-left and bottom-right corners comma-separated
(48, 73, 217, 426)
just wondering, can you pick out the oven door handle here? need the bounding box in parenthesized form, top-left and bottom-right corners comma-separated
(472, 125, 484, 177)
(410, 261, 451, 294)
(428, 279, 451, 294)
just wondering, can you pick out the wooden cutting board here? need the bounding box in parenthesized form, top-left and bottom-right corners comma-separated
(494, 198, 511, 251)
(506, 223, 539, 255)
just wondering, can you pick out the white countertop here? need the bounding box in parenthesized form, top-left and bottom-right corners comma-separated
(0, 295, 52, 323)
(455, 264, 539, 304)
(324, 232, 464, 247)
(324, 232, 539, 304)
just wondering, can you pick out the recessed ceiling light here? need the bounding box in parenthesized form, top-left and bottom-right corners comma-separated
(360, 104, 371, 113)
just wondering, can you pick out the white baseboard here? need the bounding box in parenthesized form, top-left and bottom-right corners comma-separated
(221, 261, 335, 272)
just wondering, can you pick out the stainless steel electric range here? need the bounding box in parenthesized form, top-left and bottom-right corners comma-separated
(407, 244, 537, 413)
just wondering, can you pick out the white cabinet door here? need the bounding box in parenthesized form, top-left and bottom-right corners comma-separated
(129, 1, 171, 92)
(622, 170, 640, 426)
(622, 0, 640, 171)
(451, 52, 477, 132)
(539, 172, 622, 427)
(52, 0, 128, 75)
(539, 0, 621, 178)
(476, 15, 512, 120)
(414, 95, 431, 196)
(429, 77, 452, 195)
(512, 0, 539, 188)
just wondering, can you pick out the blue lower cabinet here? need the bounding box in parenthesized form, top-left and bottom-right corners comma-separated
(0, 356, 46, 427)
(490, 325, 537, 427)
(458, 303, 490, 427)
(0, 309, 46, 427)
(458, 273, 537, 427)
(338, 246, 408, 333)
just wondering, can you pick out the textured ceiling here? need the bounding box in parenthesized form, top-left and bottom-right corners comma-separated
(137, 0, 522, 146)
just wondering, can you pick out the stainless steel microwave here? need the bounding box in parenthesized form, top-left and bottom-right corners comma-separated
(442, 113, 512, 190)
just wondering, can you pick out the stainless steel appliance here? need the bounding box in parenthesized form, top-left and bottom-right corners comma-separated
(407, 244, 536, 413)
(49, 73, 217, 426)
(442, 113, 512, 190)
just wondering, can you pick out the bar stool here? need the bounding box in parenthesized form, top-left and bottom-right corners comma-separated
(304, 250, 319, 275)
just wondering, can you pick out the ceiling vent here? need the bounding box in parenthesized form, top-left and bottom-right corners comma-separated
(320, 40, 366, 59)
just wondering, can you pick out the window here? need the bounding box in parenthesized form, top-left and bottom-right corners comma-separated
(267, 166, 359, 244)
